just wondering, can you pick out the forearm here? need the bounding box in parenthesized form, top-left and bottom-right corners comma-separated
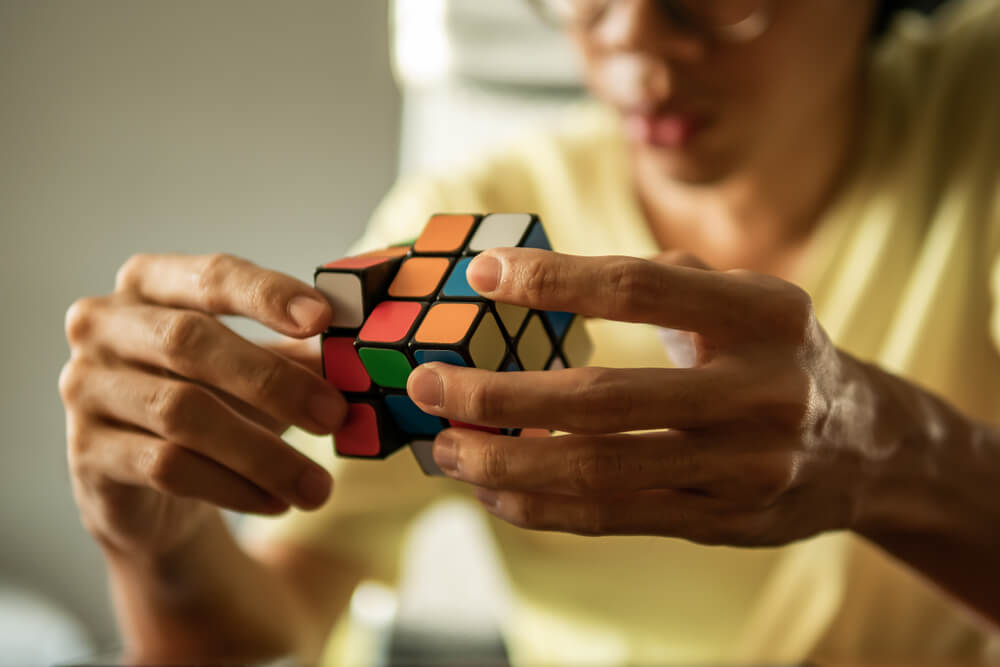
(103, 510, 349, 664)
(851, 356, 1000, 628)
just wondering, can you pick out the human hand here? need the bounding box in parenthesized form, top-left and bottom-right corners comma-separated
(406, 248, 889, 545)
(59, 253, 345, 557)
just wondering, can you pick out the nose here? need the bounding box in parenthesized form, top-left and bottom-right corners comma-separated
(591, 0, 706, 61)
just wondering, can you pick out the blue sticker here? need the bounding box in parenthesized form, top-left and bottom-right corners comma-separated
(521, 221, 552, 251)
(543, 310, 574, 340)
(441, 258, 478, 297)
(414, 349, 467, 366)
(385, 394, 445, 436)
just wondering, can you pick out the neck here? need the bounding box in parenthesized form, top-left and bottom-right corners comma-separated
(633, 69, 869, 273)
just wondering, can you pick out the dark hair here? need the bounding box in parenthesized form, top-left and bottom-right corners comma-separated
(872, 0, 950, 35)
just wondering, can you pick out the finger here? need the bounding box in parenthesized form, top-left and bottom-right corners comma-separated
(74, 420, 290, 515)
(86, 303, 345, 435)
(114, 253, 332, 337)
(66, 360, 333, 510)
(647, 252, 712, 367)
(433, 429, 735, 494)
(407, 363, 740, 432)
(436, 428, 798, 507)
(649, 249, 713, 270)
(261, 336, 322, 376)
(465, 247, 761, 335)
(473, 486, 739, 543)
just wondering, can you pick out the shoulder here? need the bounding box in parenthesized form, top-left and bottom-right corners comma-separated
(875, 0, 1000, 122)
(871, 0, 1000, 248)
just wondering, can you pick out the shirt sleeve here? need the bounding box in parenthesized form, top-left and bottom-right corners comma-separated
(239, 171, 489, 582)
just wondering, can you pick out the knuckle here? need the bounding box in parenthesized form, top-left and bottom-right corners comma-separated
(571, 368, 636, 432)
(58, 360, 86, 405)
(756, 278, 815, 343)
(65, 418, 91, 466)
(156, 311, 212, 359)
(478, 440, 509, 485)
(64, 297, 102, 345)
(748, 454, 799, 508)
(463, 380, 500, 424)
(670, 449, 705, 487)
(148, 383, 204, 438)
(246, 271, 287, 316)
(245, 359, 289, 401)
(145, 444, 187, 493)
(754, 368, 811, 427)
(114, 253, 148, 292)
(604, 258, 653, 319)
(505, 494, 542, 529)
(569, 446, 623, 494)
(519, 256, 562, 300)
(196, 253, 237, 309)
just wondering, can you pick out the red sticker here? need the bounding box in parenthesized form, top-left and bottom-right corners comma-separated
(323, 337, 371, 392)
(359, 301, 423, 344)
(335, 403, 380, 456)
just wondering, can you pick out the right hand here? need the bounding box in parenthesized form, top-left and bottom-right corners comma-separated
(59, 253, 346, 557)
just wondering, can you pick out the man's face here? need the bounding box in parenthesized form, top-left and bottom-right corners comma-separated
(568, 0, 876, 184)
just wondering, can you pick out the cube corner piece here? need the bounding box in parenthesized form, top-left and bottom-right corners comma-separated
(333, 398, 407, 460)
(410, 439, 446, 476)
(314, 252, 405, 330)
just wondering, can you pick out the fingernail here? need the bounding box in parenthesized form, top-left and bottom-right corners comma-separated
(467, 254, 501, 293)
(288, 295, 328, 329)
(476, 487, 499, 511)
(433, 434, 458, 473)
(408, 367, 443, 408)
(307, 392, 345, 431)
(297, 467, 332, 508)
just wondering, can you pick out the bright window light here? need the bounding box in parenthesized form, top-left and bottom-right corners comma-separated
(392, 0, 452, 87)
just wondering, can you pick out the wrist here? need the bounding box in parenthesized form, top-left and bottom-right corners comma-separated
(101, 506, 225, 596)
(848, 357, 985, 544)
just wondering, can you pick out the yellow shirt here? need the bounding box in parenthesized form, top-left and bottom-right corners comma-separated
(245, 0, 1000, 662)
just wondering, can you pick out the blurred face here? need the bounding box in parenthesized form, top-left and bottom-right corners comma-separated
(567, 0, 877, 184)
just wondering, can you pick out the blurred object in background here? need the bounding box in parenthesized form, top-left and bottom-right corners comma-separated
(392, 0, 585, 174)
(1, 0, 399, 661)
(0, 583, 94, 666)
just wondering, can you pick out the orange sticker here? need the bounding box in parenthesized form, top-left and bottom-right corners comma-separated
(413, 214, 477, 253)
(415, 303, 479, 344)
(388, 257, 451, 298)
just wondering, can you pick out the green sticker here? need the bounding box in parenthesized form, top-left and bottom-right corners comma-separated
(358, 347, 412, 389)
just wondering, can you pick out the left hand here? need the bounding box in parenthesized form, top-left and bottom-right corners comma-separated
(406, 248, 891, 545)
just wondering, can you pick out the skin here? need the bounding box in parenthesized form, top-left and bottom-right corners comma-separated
(60, 253, 361, 663)
(409, 248, 1000, 627)
(58, 0, 999, 663)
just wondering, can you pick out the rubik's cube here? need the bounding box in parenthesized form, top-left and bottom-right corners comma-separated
(314, 213, 592, 475)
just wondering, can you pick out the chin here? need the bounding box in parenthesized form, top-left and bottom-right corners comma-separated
(638, 144, 735, 186)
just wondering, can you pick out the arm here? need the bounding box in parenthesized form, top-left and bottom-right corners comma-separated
(105, 511, 367, 665)
(852, 356, 1000, 628)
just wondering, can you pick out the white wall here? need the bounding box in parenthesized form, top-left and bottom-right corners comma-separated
(0, 0, 400, 649)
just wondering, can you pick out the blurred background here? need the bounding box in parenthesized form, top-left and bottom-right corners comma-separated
(0, 1, 583, 664)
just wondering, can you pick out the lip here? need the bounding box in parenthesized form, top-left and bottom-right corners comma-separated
(623, 109, 711, 150)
